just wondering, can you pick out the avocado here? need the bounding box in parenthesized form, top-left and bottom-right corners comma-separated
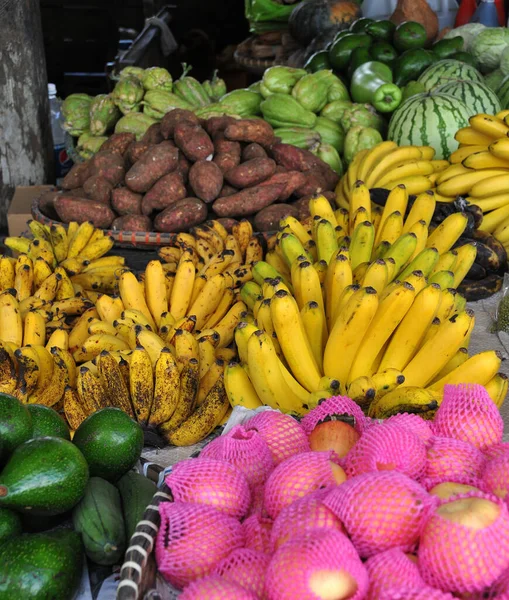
(27, 404, 71, 440)
(349, 17, 374, 33)
(365, 20, 396, 43)
(370, 42, 398, 66)
(393, 21, 427, 52)
(304, 50, 331, 73)
(0, 507, 22, 544)
(431, 36, 464, 60)
(0, 393, 32, 464)
(0, 529, 83, 599)
(73, 407, 144, 482)
(0, 437, 89, 516)
(329, 33, 373, 72)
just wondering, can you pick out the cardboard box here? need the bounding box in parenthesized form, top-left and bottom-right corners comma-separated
(8, 185, 54, 237)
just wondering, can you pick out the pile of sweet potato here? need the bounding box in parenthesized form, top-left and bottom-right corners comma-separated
(41, 109, 339, 233)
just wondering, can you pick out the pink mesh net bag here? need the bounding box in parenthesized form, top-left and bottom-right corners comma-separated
(364, 549, 425, 600)
(270, 488, 345, 551)
(323, 471, 433, 558)
(242, 513, 273, 555)
(418, 491, 509, 594)
(385, 412, 434, 445)
(433, 384, 504, 450)
(179, 575, 259, 599)
(165, 457, 251, 519)
(248, 485, 265, 517)
(300, 395, 367, 437)
(377, 587, 456, 599)
(482, 455, 509, 503)
(263, 451, 344, 519)
(264, 529, 368, 600)
(424, 436, 486, 488)
(344, 421, 427, 481)
(212, 548, 270, 598)
(155, 502, 245, 589)
(484, 442, 509, 461)
(244, 411, 309, 465)
(200, 425, 274, 490)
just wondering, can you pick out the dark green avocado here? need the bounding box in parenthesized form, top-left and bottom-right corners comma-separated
(27, 404, 71, 440)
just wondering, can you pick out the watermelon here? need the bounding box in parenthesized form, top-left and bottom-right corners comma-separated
(417, 59, 484, 91)
(434, 81, 501, 117)
(498, 75, 509, 109)
(388, 93, 471, 160)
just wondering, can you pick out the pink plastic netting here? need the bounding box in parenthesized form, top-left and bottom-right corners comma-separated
(242, 513, 273, 555)
(418, 491, 509, 594)
(200, 425, 275, 490)
(263, 451, 343, 519)
(364, 549, 425, 600)
(384, 412, 434, 445)
(433, 384, 504, 450)
(424, 436, 486, 488)
(248, 485, 266, 517)
(377, 587, 456, 599)
(323, 471, 433, 558)
(300, 395, 367, 437)
(212, 548, 270, 598)
(344, 421, 427, 480)
(484, 442, 509, 461)
(264, 529, 369, 600)
(156, 502, 245, 589)
(179, 575, 259, 599)
(270, 488, 345, 551)
(482, 455, 509, 503)
(165, 457, 251, 519)
(244, 411, 310, 465)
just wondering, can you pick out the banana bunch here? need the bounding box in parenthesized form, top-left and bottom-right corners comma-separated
(336, 142, 450, 206)
(229, 192, 507, 418)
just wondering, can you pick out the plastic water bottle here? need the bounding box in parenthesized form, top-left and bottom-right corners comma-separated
(471, 0, 501, 26)
(48, 83, 72, 185)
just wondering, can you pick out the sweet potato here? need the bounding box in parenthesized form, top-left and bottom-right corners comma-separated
(225, 158, 276, 189)
(270, 143, 324, 172)
(257, 170, 307, 201)
(89, 151, 126, 186)
(205, 115, 237, 137)
(126, 141, 154, 164)
(154, 197, 208, 232)
(214, 151, 241, 174)
(61, 162, 91, 190)
(111, 187, 143, 216)
(188, 160, 224, 203)
(218, 185, 238, 198)
(254, 203, 299, 232)
(294, 167, 338, 198)
(54, 196, 115, 228)
(142, 123, 164, 145)
(174, 122, 214, 162)
(38, 190, 60, 220)
(83, 175, 112, 204)
(112, 215, 152, 232)
(242, 143, 267, 161)
(101, 132, 136, 155)
(160, 109, 200, 139)
(177, 153, 191, 182)
(214, 134, 242, 157)
(125, 141, 179, 193)
(224, 119, 275, 148)
(291, 196, 312, 221)
(214, 217, 239, 233)
(67, 187, 87, 198)
(212, 183, 285, 218)
(141, 171, 187, 215)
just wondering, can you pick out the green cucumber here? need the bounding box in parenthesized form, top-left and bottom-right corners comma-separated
(117, 470, 157, 541)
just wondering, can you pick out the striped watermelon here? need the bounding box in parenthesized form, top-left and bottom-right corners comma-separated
(388, 93, 471, 160)
(434, 81, 501, 117)
(417, 59, 484, 91)
(497, 75, 509, 108)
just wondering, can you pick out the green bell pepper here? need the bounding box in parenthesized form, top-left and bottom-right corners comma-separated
(350, 61, 402, 114)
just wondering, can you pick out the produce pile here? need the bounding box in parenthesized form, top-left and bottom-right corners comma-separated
(151, 395, 509, 599)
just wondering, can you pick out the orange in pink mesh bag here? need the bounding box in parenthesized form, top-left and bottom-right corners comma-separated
(418, 491, 509, 594)
(165, 457, 251, 519)
(423, 435, 486, 489)
(433, 384, 504, 450)
(300, 395, 367, 437)
(377, 587, 456, 599)
(484, 441, 509, 461)
(344, 421, 427, 480)
(263, 450, 346, 520)
(482, 454, 509, 503)
(384, 412, 434, 445)
(270, 488, 345, 551)
(200, 425, 275, 490)
(212, 547, 270, 598)
(242, 513, 273, 555)
(264, 528, 368, 600)
(156, 502, 245, 589)
(364, 548, 425, 600)
(323, 471, 433, 558)
(179, 575, 259, 599)
(244, 411, 309, 465)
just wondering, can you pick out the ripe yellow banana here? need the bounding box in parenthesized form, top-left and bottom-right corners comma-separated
(315, 219, 339, 264)
(224, 361, 262, 410)
(361, 259, 388, 294)
(470, 113, 509, 139)
(23, 310, 46, 346)
(347, 375, 375, 409)
(14, 262, 33, 302)
(426, 213, 468, 254)
(74, 332, 130, 363)
(53, 296, 94, 317)
(437, 169, 509, 197)
(349, 221, 375, 271)
(67, 221, 95, 259)
(376, 211, 404, 250)
(451, 243, 478, 288)
(135, 328, 166, 367)
(399, 247, 440, 280)
(49, 223, 69, 263)
(478, 202, 509, 233)
(144, 260, 168, 328)
(0, 257, 15, 292)
(455, 126, 495, 146)
(406, 220, 428, 261)
(430, 347, 469, 383)
(234, 321, 258, 366)
(34, 271, 60, 302)
(0, 343, 17, 395)
(78, 236, 114, 262)
(345, 149, 369, 197)
(309, 194, 338, 227)
(431, 250, 458, 275)
(76, 366, 106, 413)
(28, 239, 56, 269)
(301, 301, 325, 373)
(197, 336, 216, 379)
(463, 150, 509, 170)
(366, 147, 423, 189)
(449, 145, 488, 164)
(214, 300, 246, 349)
(371, 368, 405, 400)
(147, 348, 180, 427)
(429, 350, 501, 393)
(15, 346, 40, 400)
(159, 356, 200, 431)
(129, 345, 154, 425)
(376, 160, 435, 188)
(357, 140, 398, 183)
(368, 386, 442, 419)
(95, 294, 124, 326)
(187, 273, 226, 330)
(488, 136, 509, 161)
(45, 328, 69, 352)
(54, 267, 76, 301)
(231, 219, 253, 257)
(119, 271, 157, 332)
(484, 373, 508, 408)
(0, 291, 22, 347)
(82, 256, 125, 273)
(325, 252, 353, 330)
(28, 347, 68, 407)
(348, 181, 372, 227)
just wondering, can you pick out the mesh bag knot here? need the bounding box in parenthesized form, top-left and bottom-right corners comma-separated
(179, 575, 259, 599)
(245, 411, 310, 465)
(433, 384, 504, 450)
(418, 491, 509, 594)
(166, 457, 251, 519)
(323, 471, 433, 558)
(344, 421, 427, 481)
(264, 529, 369, 600)
(364, 548, 425, 600)
(300, 395, 367, 437)
(156, 502, 245, 589)
(212, 547, 270, 598)
(242, 513, 273, 555)
(384, 412, 434, 445)
(263, 451, 342, 520)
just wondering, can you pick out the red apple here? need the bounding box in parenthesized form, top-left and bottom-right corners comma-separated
(309, 419, 360, 458)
